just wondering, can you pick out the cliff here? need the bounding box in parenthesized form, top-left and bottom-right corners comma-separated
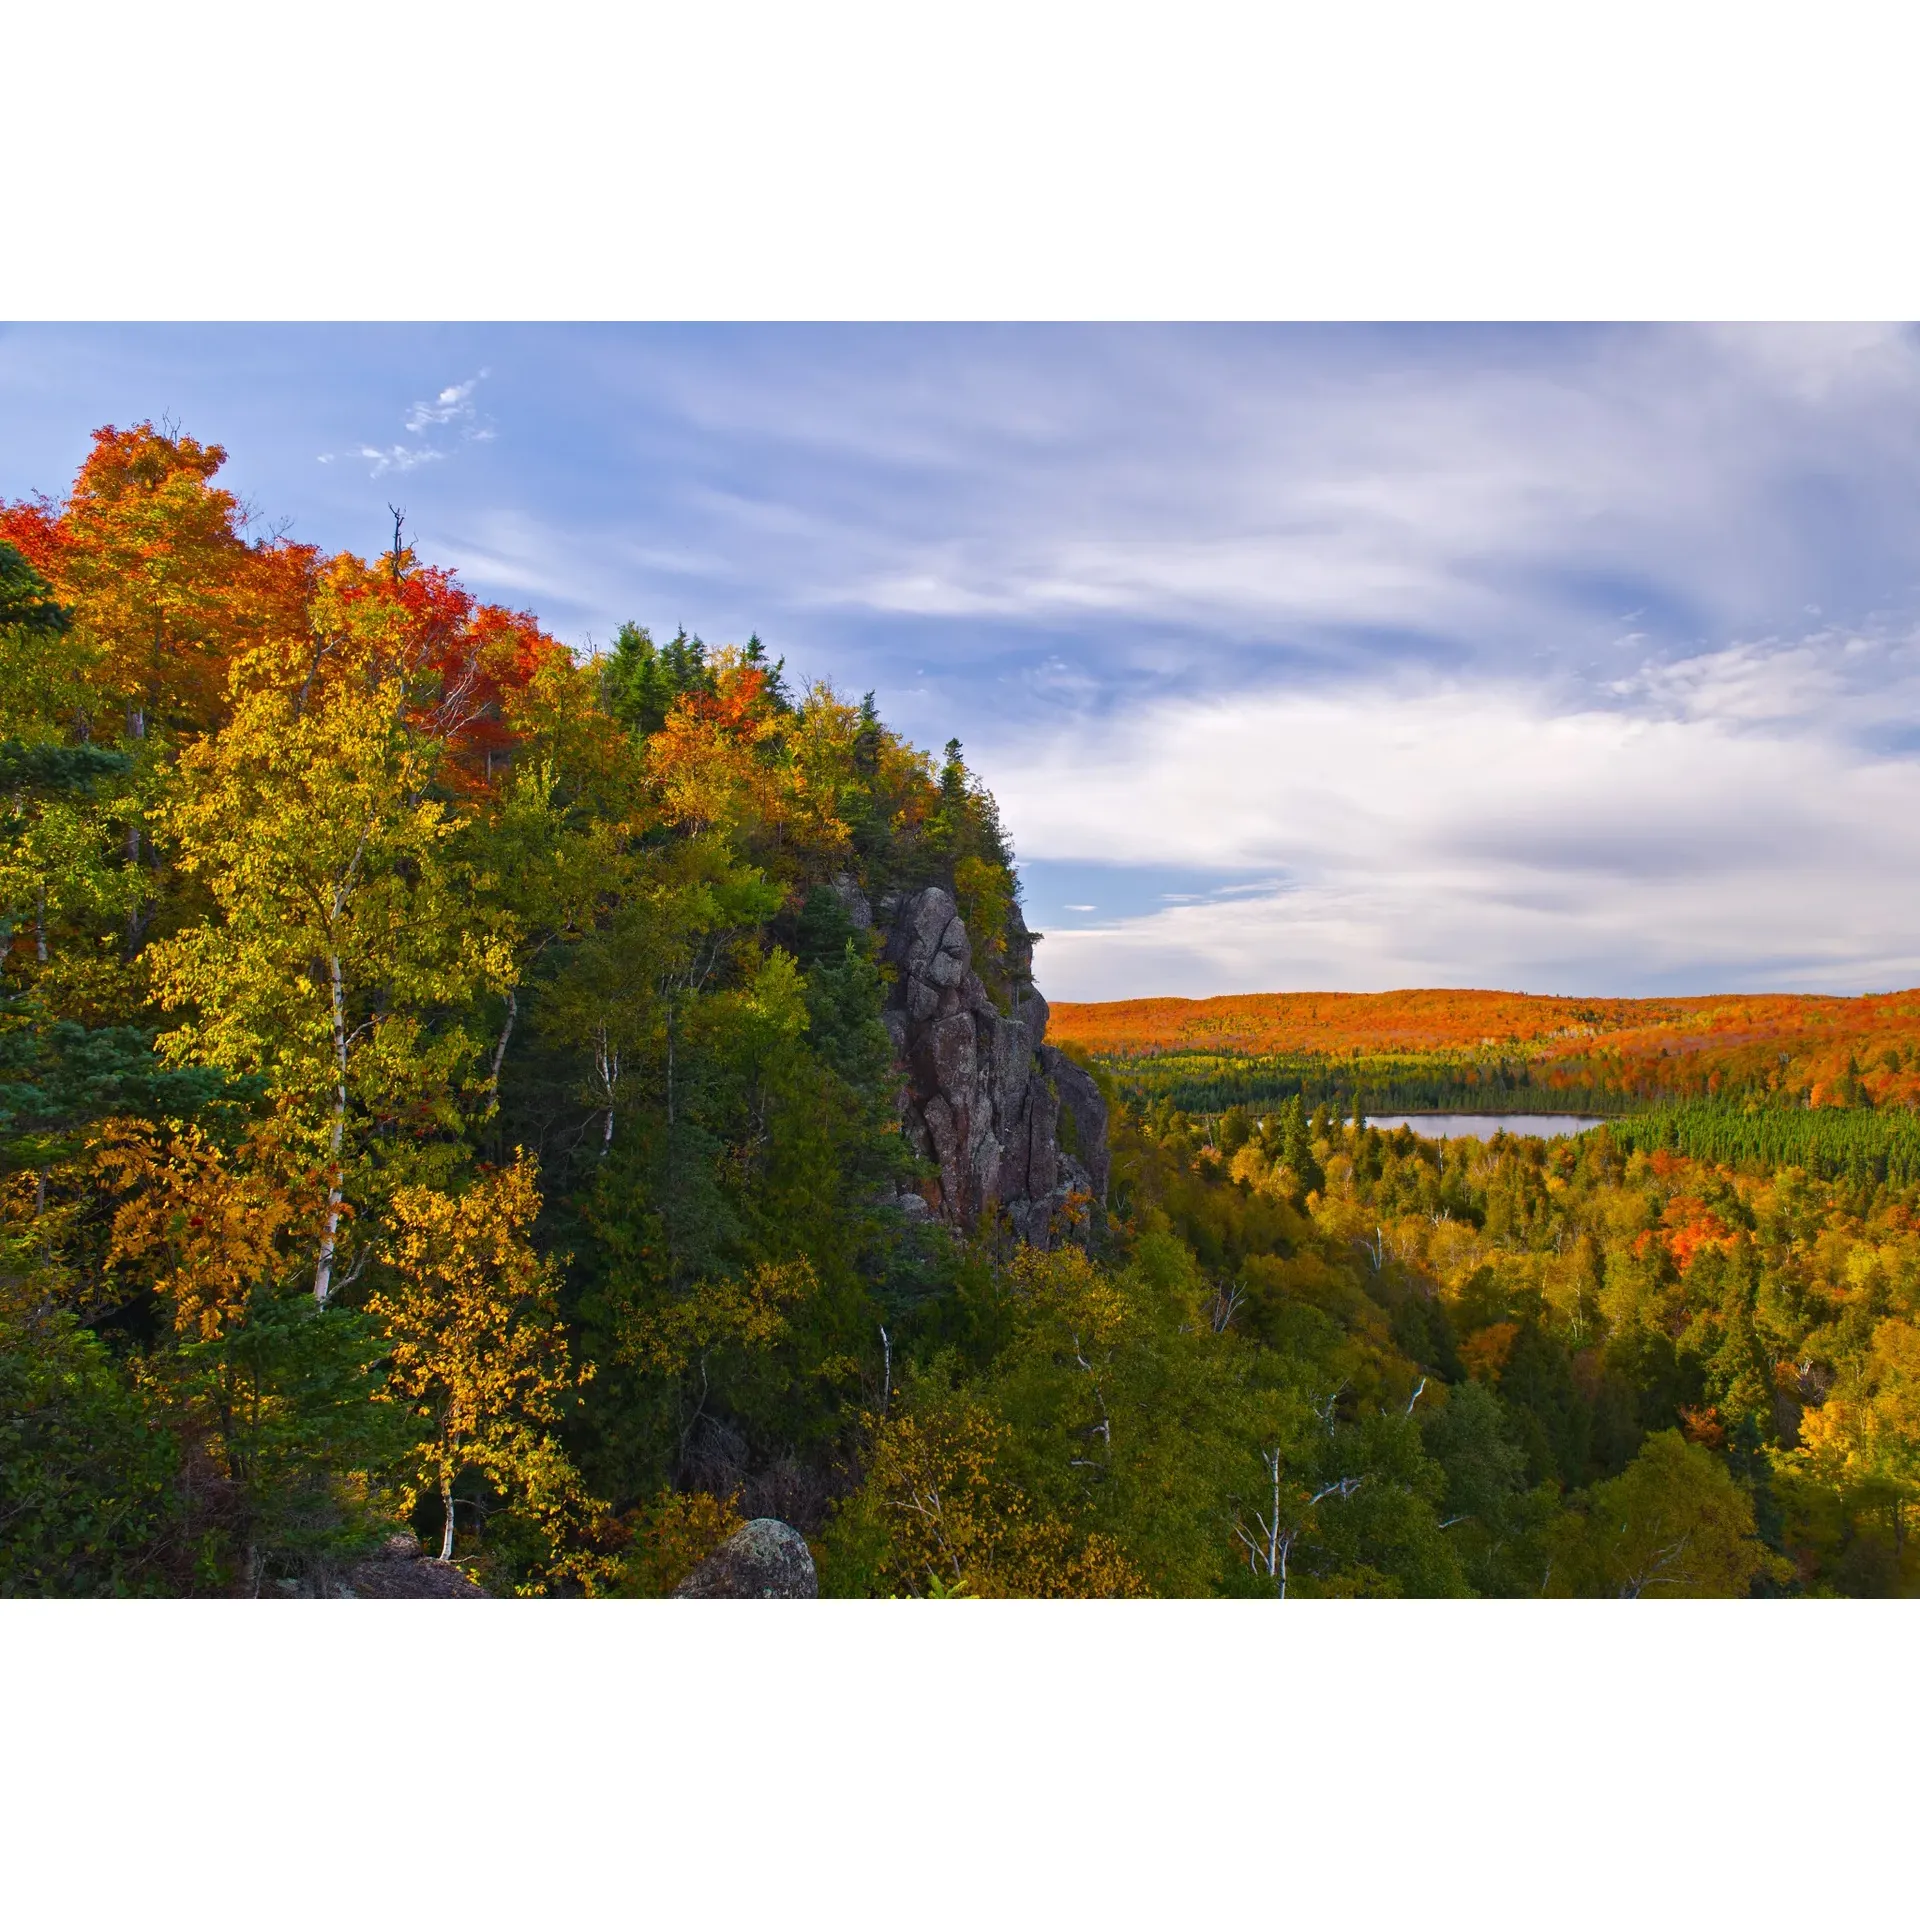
(858, 881, 1109, 1247)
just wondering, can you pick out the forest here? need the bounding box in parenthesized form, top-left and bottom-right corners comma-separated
(4, 422, 1916, 1599)
(1055, 985, 1920, 1118)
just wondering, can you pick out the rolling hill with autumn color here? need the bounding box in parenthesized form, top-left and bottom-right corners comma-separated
(1050, 986, 1920, 1113)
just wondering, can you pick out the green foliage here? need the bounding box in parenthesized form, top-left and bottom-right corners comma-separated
(0, 740, 131, 795)
(1423, 1379, 1553, 1595)
(0, 1006, 241, 1173)
(0, 1313, 184, 1596)
(166, 1289, 412, 1587)
(1550, 1428, 1784, 1597)
(1105, 1048, 1636, 1118)
(1607, 1099, 1920, 1186)
(0, 542, 69, 643)
(602, 622, 714, 736)
(0, 541, 95, 744)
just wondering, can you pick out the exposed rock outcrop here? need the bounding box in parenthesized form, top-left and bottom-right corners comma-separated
(342, 1532, 487, 1598)
(672, 1517, 819, 1598)
(870, 881, 1108, 1248)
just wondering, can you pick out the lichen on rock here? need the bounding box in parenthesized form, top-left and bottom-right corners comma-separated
(672, 1517, 819, 1598)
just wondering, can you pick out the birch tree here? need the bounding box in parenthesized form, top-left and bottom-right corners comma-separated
(147, 571, 516, 1303)
(379, 1152, 612, 1587)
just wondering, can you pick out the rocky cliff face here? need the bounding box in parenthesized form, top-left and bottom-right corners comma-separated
(863, 882, 1109, 1248)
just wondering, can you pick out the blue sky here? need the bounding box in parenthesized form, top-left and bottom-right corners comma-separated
(7, 322, 1920, 1003)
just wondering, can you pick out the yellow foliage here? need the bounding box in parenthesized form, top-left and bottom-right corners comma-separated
(1427, 1219, 1487, 1292)
(1006, 1241, 1131, 1344)
(146, 606, 519, 1301)
(617, 1258, 819, 1374)
(379, 1152, 615, 1589)
(861, 1399, 1149, 1598)
(618, 1489, 745, 1596)
(1798, 1317, 1920, 1499)
(150, 620, 515, 1121)
(97, 1119, 305, 1340)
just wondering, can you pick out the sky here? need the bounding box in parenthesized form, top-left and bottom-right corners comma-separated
(6, 321, 1920, 1005)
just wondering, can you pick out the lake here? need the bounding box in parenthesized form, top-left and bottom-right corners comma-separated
(1370, 1113, 1608, 1140)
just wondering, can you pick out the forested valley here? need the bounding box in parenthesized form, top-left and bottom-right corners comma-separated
(1056, 983, 1920, 1124)
(4, 423, 1915, 1599)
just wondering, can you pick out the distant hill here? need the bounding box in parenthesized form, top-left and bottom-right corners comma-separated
(1050, 987, 1920, 1113)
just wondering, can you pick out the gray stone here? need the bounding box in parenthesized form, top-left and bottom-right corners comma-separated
(967, 1087, 1002, 1205)
(996, 1084, 1033, 1202)
(927, 944, 967, 988)
(1026, 1074, 1061, 1202)
(925, 1013, 976, 1107)
(1043, 1047, 1112, 1202)
(989, 1015, 1032, 1123)
(672, 1518, 818, 1598)
(876, 880, 1105, 1244)
(923, 1093, 960, 1189)
(830, 873, 874, 931)
(890, 887, 956, 972)
(1018, 986, 1050, 1053)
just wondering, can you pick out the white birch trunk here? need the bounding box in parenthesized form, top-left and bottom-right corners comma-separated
(314, 948, 349, 1304)
(488, 986, 518, 1086)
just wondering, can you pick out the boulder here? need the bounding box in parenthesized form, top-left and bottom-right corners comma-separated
(672, 1518, 819, 1598)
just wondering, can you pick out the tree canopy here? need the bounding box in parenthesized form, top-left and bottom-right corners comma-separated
(1, 423, 1907, 1598)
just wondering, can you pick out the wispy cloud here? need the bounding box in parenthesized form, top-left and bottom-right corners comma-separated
(405, 377, 485, 434)
(317, 370, 494, 478)
(350, 441, 445, 477)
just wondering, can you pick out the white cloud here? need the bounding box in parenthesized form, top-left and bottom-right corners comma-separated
(405, 375, 486, 434)
(326, 372, 493, 479)
(355, 442, 444, 477)
(994, 653, 1920, 999)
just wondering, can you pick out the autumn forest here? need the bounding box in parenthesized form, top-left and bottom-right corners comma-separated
(5, 422, 1918, 1599)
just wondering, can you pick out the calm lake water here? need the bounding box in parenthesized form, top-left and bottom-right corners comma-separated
(1370, 1113, 1607, 1141)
